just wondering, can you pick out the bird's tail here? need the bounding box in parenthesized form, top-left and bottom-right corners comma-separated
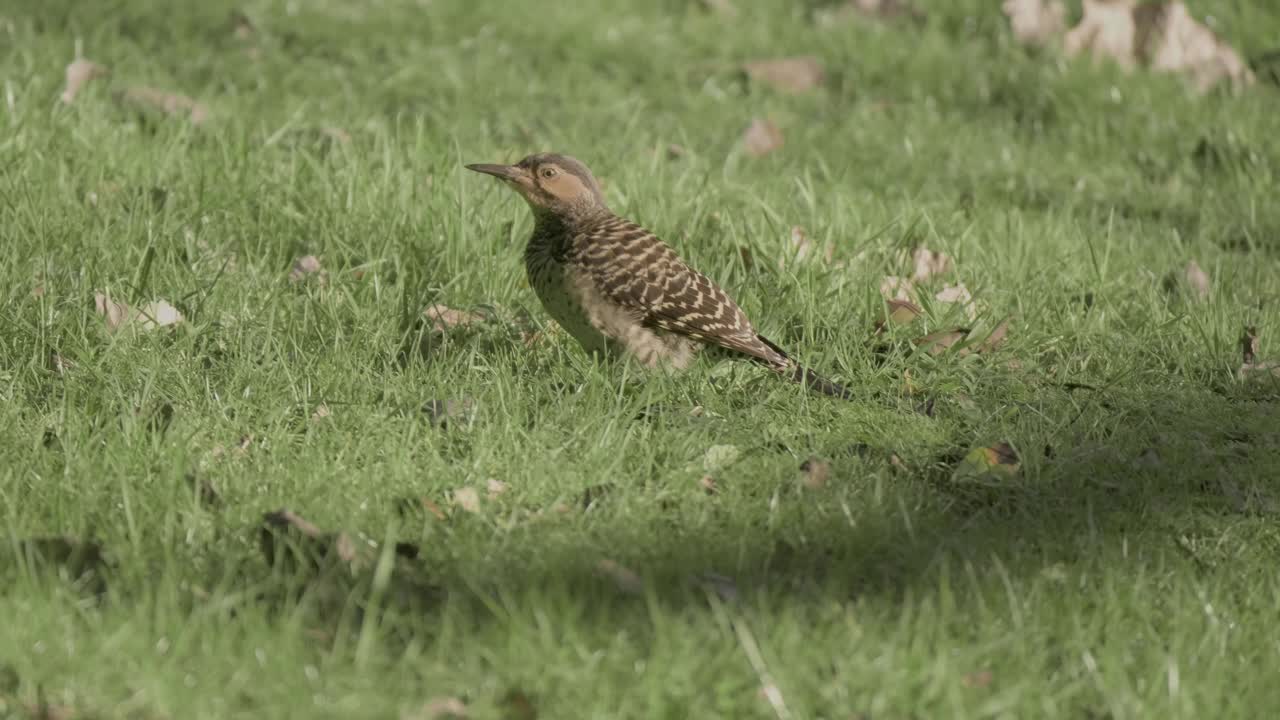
(755, 334, 854, 401)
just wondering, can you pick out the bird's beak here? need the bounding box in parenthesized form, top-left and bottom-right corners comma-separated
(465, 163, 530, 189)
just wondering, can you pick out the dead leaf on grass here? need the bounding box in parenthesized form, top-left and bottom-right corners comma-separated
(877, 299, 923, 333)
(743, 56, 824, 94)
(742, 118, 783, 157)
(450, 487, 481, 514)
(94, 293, 184, 332)
(699, 474, 719, 494)
(311, 404, 331, 421)
(902, 246, 954, 282)
(879, 276, 916, 302)
(1004, 0, 1066, 48)
(980, 318, 1012, 353)
(289, 255, 323, 283)
(935, 283, 977, 321)
(963, 670, 994, 689)
(118, 86, 210, 125)
(486, 478, 509, 499)
(408, 697, 469, 719)
(699, 0, 737, 17)
(60, 58, 107, 104)
(799, 457, 831, 489)
(914, 328, 970, 356)
(1065, 0, 1254, 92)
(957, 442, 1021, 478)
(423, 304, 485, 333)
(596, 559, 643, 595)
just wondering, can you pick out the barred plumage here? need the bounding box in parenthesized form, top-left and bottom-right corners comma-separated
(466, 152, 851, 400)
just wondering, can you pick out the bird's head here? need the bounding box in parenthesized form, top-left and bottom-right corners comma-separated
(466, 153, 608, 223)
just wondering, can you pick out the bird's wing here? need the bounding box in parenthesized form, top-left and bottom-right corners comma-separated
(578, 219, 787, 366)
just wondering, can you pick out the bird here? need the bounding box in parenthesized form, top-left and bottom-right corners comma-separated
(465, 152, 851, 399)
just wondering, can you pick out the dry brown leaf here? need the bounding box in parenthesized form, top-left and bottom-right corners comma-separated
(1065, 1, 1253, 91)
(289, 255, 323, 282)
(963, 670, 994, 689)
(699, 0, 738, 17)
(903, 247, 953, 282)
(61, 58, 107, 104)
(874, 298, 924, 335)
(596, 559, 643, 594)
(119, 86, 210, 125)
(980, 318, 1012, 353)
(311, 404, 331, 421)
(451, 487, 481, 514)
(742, 118, 784, 157)
(958, 442, 1021, 478)
(879, 275, 916, 302)
(1003, 0, 1066, 47)
(699, 474, 719, 494)
(935, 283, 977, 320)
(799, 457, 831, 489)
(743, 56, 825, 94)
(1138, 1, 1254, 92)
(94, 293, 184, 332)
(423, 304, 485, 332)
(408, 697, 469, 720)
(915, 328, 969, 356)
(486, 478, 509, 499)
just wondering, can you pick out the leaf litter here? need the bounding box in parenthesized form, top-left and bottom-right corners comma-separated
(94, 292, 184, 332)
(60, 58, 107, 104)
(742, 118, 784, 157)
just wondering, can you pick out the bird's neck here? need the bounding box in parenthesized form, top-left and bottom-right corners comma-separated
(530, 207, 613, 237)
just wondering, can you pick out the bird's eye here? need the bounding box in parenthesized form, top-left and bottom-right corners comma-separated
(540, 167, 558, 178)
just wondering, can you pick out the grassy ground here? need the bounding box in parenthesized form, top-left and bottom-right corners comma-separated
(3, 0, 1280, 717)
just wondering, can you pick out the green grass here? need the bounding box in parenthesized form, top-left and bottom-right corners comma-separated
(3, 0, 1280, 717)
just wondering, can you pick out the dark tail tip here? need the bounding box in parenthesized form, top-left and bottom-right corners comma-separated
(790, 364, 854, 400)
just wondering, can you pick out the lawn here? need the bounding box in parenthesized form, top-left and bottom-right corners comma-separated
(3, 0, 1280, 718)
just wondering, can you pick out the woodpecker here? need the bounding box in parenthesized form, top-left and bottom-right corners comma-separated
(466, 153, 851, 399)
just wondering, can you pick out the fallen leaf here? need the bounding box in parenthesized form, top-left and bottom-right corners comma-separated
(963, 670, 994, 689)
(914, 328, 969, 356)
(1064, 0, 1253, 92)
(884, 298, 923, 326)
(93, 293, 184, 332)
(311, 404, 331, 421)
(957, 442, 1021, 478)
(699, 475, 719, 494)
(980, 318, 1012, 353)
(742, 118, 783, 157)
(118, 86, 210, 125)
(879, 275, 916, 302)
(596, 559, 643, 594)
(799, 457, 830, 489)
(903, 247, 953, 282)
(409, 697, 469, 719)
(1003, 0, 1066, 47)
(699, 0, 737, 17)
(451, 487, 481, 514)
(486, 478, 509, 499)
(935, 283, 977, 321)
(60, 58, 106, 104)
(743, 56, 824, 94)
(289, 254, 323, 282)
(423, 304, 485, 332)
